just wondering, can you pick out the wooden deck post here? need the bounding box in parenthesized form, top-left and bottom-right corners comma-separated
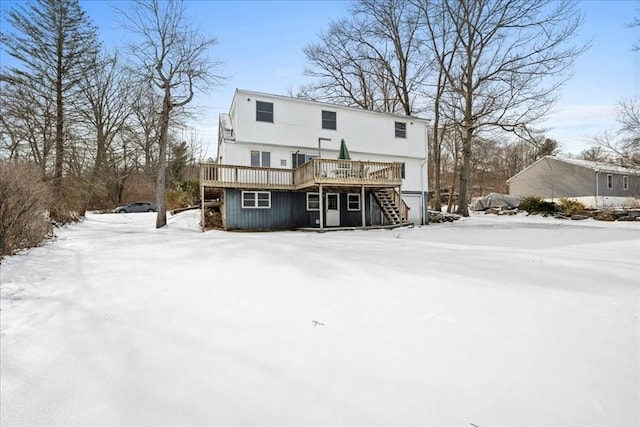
(319, 183, 324, 230)
(398, 183, 403, 223)
(361, 185, 366, 229)
(200, 183, 205, 232)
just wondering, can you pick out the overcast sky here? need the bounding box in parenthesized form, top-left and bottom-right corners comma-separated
(1, 0, 638, 157)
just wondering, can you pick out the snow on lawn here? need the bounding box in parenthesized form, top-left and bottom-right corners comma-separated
(1, 211, 639, 426)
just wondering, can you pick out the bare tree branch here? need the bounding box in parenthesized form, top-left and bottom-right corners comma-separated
(118, 0, 225, 228)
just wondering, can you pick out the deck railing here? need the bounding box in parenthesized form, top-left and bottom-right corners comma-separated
(200, 164, 293, 189)
(201, 159, 403, 189)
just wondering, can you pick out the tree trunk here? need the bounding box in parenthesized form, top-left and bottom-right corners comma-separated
(84, 127, 106, 213)
(457, 127, 472, 217)
(53, 59, 65, 220)
(156, 89, 171, 228)
(433, 145, 442, 211)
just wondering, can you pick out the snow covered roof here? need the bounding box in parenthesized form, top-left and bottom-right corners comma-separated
(555, 157, 640, 175)
(508, 156, 640, 182)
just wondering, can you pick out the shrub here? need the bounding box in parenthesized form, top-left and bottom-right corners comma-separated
(558, 198, 586, 216)
(0, 162, 53, 258)
(177, 180, 200, 203)
(518, 195, 557, 215)
(166, 189, 191, 209)
(166, 180, 200, 209)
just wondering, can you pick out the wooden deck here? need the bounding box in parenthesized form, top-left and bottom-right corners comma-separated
(200, 159, 403, 190)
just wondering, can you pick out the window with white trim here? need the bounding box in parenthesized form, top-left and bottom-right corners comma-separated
(395, 122, 407, 138)
(242, 191, 271, 209)
(607, 174, 613, 189)
(256, 101, 273, 123)
(306, 193, 320, 211)
(623, 175, 628, 190)
(322, 110, 337, 130)
(250, 150, 271, 167)
(347, 193, 361, 211)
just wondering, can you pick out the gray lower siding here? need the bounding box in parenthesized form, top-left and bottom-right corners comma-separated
(224, 189, 397, 230)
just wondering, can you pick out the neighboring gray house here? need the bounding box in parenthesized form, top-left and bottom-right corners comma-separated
(507, 156, 640, 208)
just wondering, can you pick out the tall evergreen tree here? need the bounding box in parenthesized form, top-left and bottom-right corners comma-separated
(1, 0, 99, 220)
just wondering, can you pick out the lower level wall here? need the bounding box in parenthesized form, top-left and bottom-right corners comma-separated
(223, 189, 425, 230)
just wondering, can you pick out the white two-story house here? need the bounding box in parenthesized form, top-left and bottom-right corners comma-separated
(200, 89, 430, 231)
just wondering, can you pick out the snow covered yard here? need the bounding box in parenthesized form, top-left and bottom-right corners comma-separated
(1, 211, 639, 427)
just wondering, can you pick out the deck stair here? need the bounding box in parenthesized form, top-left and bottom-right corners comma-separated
(373, 189, 403, 225)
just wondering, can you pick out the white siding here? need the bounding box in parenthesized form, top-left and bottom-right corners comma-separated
(220, 89, 430, 192)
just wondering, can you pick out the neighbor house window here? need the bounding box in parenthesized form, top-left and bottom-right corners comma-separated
(347, 193, 361, 211)
(256, 101, 274, 123)
(607, 174, 613, 189)
(306, 193, 320, 211)
(623, 175, 629, 190)
(242, 191, 271, 208)
(251, 150, 271, 167)
(395, 122, 407, 138)
(322, 110, 337, 130)
(280, 159, 287, 167)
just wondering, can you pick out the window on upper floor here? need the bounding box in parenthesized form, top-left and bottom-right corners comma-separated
(395, 122, 407, 138)
(251, 150, 271, 167)
(256, 101, 274, 123)
(623, 175, 628, 190)
(322, 110, 337, 130)
(607, 174, 613, 189)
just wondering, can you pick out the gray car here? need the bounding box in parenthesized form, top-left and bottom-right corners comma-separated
(114, 202, 157, 213)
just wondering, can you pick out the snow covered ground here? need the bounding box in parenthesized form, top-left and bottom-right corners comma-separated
(1, 211, 639, 427)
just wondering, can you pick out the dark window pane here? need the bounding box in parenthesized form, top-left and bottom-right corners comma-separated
(395, 122, 406, 138)
(256, 101, 273, 123)
(257, 192, 270, 208)
(322, 110, 336, 130)
(251, 151, 260, 166)
(307, 193, 320, 210)
(242, 192, 256, 208)
(348, 194, 360, 210)
(327, 194, 338, 209)
(261, 151, 271, 167)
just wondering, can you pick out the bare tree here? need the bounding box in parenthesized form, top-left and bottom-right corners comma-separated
(578, 145, 610, 162)
(0, 81, 56, 169)
(592, 97, 640, 166)
(126, 82, 162, 175)
(416, 0, 461, 210)
(630, 6, 640, 51)
(590, 9, 640, 166)
(302, 0, 427, 115)
(420, 0, 587, 216)
(120, 0, 224, 228)
(77, 51, 135, 210)
(1, 0, 100, 220)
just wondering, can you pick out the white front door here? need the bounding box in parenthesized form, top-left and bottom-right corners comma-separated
(326, 193, 340, 227)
